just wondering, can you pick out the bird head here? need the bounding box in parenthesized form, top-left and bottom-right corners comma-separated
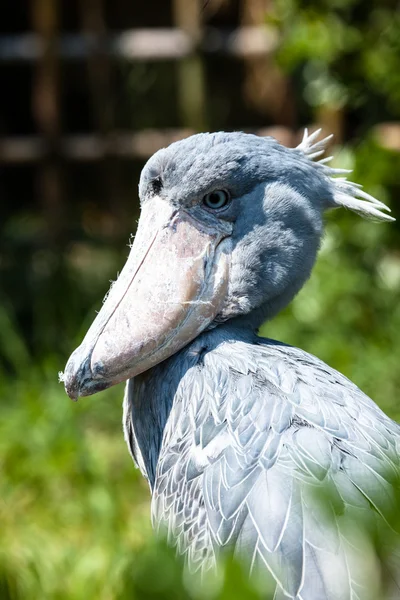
(62, 131, 393, 399)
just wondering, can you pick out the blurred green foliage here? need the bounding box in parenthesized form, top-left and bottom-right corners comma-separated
(1, 0, 400, 598)
(269, 0, 400, 117)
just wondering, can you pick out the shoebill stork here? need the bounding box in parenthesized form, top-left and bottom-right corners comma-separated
(62, 131, 399, 598)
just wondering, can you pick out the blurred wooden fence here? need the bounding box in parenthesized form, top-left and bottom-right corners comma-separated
(1, 0, 399, 166)
(0, 0, 298, 244)
(0, 0, 294, 166)
(1, 0, 398, 246)
(0, 17, 291, 164)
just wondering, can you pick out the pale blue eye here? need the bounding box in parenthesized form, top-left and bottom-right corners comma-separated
(203, 190, 230, 210)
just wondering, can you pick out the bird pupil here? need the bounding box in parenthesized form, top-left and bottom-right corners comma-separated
(203, 189, 228, 209)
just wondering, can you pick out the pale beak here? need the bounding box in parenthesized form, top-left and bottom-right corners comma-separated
(63, 197, 231, 399)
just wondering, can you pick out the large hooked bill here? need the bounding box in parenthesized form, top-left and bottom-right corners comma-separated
(63, 196, 231, 400)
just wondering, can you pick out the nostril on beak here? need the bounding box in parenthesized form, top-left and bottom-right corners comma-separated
(90, 359, 106, 379)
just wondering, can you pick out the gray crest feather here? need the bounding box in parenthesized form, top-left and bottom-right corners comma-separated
(296, 128, 395, 222)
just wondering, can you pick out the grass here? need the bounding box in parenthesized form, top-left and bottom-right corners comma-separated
(0, 370, 151, 600)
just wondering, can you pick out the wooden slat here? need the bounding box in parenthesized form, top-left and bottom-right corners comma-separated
(0, 127, 298, 163)
(0, 26, 278, 62)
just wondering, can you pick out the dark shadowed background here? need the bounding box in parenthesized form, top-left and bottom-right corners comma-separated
(0, 1, 400, 598)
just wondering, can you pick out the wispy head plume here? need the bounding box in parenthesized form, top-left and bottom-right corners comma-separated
(297, 128, 395, 222)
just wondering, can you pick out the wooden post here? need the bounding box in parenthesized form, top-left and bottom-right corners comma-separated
(316, 105, 344, 145)
(172, 0, 207, 131)
(240, 0, 295, 128)
(78, 0, 127, 238)
(31, 0, 65, 245)
(78, 0, 113, 141)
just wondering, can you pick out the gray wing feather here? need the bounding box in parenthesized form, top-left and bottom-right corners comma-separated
(151, 339, 400, 597)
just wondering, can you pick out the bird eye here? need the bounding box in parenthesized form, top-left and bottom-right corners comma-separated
(202, 190, 230, 210)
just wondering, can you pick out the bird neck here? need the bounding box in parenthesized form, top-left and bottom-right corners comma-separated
(123, 324, 255, 488)
(124, 342, 201, 487)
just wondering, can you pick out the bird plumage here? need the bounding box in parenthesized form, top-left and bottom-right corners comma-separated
(123, 325, 400, 598)
(64, 130, 398, 598)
